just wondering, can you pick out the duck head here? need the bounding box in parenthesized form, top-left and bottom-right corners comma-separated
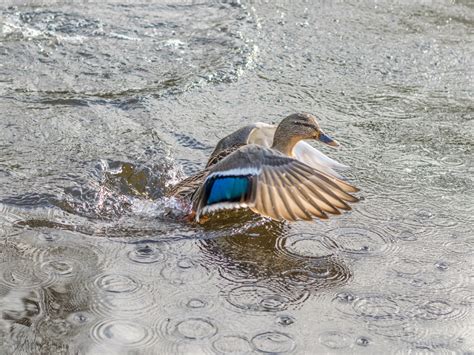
(272, 112, 339, 155)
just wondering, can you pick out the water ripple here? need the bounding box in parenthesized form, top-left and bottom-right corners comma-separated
(94, 274, 140, 294)
(354, 197, 407, 223)
(185, 298, 208, 310)
(67, 311, 95, 327)
(355, 336, 372, 347)
(126, 243, 167, 264)
(36, 317, 73, 341)
(279, 233, 334, 259)
(90, 319, 157, 348)
(353, 295, 400, 318)
(367, 317, 423, 340)
(332, 292, 426, 342)
(89, 272, 157, 318)
(160, 316, 219, 344)
(0, 261, 55, 289)
(407, 299, 469, 322)
(322, 226, 397, 257)
(444, 238, 474, 256)
(280, 261, 350, 288)
(318, 331, 352, 349)
(160, 258, 211, 286)
(251, 331, 296, 353)
(174, 318, 218, 340)
(212, 334, 253, 354)
(217, 260, 261, 284)
(390, 257, 425, 276)
(223, 284, 309, 314)
(389, 268, 467, 295)
(41, 260, 75, 276)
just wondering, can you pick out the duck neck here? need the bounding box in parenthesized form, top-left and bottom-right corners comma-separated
(271, 135, 301, 156)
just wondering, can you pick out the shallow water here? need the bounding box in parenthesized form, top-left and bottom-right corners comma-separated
(0, 1, 473, 354)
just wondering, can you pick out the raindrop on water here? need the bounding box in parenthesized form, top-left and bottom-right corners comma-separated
(434, 261, 449, 271)
(355, 336, 371, 347)
(186, 298, 207, 309)
(276, 315, 295, 326)
(127, 244, 165, 264)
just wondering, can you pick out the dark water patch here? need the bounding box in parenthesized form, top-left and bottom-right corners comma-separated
(36, 98, 90, 107)
(1, 192, 59, 208)
(200, 223, 352, 305)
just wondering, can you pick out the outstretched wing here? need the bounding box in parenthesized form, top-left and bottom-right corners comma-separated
(192, 145, 359, 222)
(292, 141, 349, 178)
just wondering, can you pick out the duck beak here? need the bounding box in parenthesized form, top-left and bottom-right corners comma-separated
(318, 131, 340, 147)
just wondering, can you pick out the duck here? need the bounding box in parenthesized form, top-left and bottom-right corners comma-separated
(168, 113, 359, 222)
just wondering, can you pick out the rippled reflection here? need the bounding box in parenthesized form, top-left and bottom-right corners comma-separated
(199, 221, 352, 314)
(0, 234, 106, 354)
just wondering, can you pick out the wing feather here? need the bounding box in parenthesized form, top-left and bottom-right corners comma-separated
(258, 179, 281, 220)
(273, 166, 326, 220)
(284, 169, 335, 217)
(265, 169, 299, 221)
(292, 165, 356, 208)
(276, 173, 316, 221)
(296, 162, 359, 193)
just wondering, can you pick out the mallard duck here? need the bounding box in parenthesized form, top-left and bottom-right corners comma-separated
(168, 113, 359, 222)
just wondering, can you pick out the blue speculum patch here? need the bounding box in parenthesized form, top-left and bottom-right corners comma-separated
(206, 176, 250, 205)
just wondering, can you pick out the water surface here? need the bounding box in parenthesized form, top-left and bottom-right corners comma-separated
(0, 1, 473, 354)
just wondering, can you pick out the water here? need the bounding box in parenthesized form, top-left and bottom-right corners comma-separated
(0, 1, 472, 354)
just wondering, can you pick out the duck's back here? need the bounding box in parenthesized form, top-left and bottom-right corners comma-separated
(168, 124, 274, 200)
(207, 123, 276, 167)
